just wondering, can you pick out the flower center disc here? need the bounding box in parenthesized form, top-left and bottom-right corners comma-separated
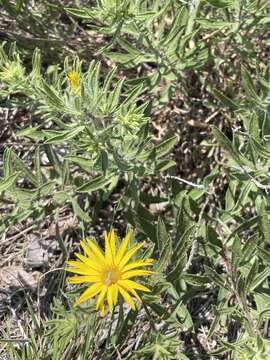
(103, 267, 121, 286)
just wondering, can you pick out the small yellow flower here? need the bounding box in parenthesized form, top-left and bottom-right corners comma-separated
(67, 70, 80, 91)
(66, 229, 154, 316)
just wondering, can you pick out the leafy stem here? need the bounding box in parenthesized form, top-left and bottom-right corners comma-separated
(221, 240, 257, 337)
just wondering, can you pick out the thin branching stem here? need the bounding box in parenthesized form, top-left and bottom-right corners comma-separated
(184, 197, 209, 272)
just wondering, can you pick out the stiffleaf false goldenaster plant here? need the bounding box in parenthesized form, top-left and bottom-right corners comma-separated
(66, 230, 154, 316)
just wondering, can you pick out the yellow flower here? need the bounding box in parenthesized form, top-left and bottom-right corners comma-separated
(66, 230, 154, 316)
(67, 70, 80, 91)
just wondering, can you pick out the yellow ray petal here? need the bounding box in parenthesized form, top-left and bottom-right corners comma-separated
(118, 285, 136, 310)
(115, 231, 131, 265)
(129, 288, 142, 302)
(122, 269, 155, 280)
(105, 231, 113, 265)
(121, 259, 154, 273)
(66, 260, 90, 270)
(66, 267, 98, 276)
(68, 275, 101, 284)
(74, 253, 102, 272)
(118, 243, 145, 269)
(112, 283, 118, 305)
(87, 239, 106, 264)
(109, 229, 116, 261)
(74, 282, 102, 306)
(96, 285, 107, 310)
(120, 279, 151, 293)
(107, 285, 114, 314)
(66, 260, 99, 272)
(118, 280, 142, 302)
(80, 240, 93, 258)
(100, 304, 105, 317)
(66, 260, 81, 267)
(67, 254, 102, 273)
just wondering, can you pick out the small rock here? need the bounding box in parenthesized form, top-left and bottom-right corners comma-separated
(26, 236, 48, 268)
(0, 266, 40, 290)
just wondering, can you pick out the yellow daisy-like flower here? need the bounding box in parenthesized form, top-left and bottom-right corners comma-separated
(67, 70, 80, 91)
(66, 230, 154, 317)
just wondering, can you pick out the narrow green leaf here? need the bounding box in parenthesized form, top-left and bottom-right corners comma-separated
(44, 145, 62, 175)
(71, 197, 91, 222)
(231, 235, 242, 266)
(135, 216, 157, 244)
(212, 88, 239, 110)
(40, 80, 66, 111)
(155, 238, 172, 272)
(34, 146, 42, 186)
(16, 127, 44, 140)
(174, 224, 196, 258)
(155, 159, 176, 172)
(44, 126, 85, 144)
(77, 174, 117, 193)
(156, 217, 171, 272)
(53, 191, 69, 205)
(182, 274, 209, 286)
(227, 216, 259, 241)
(197, 19, 233, 29)
(229, 181, 254, 215)
(15, 0, 23, 13)
(65, 156, 93, 173)
(249, 137, 270, 159)
(211, 125, 241, 164)
(12, 151, 39, 186)
(205, 0, 235, 8)
(240, 234, 259, 266)
(257, 246, 270, 266)
(245, 260, 259, 291)
(167, 255, 185, 282)
(157, 217, 169, 254)
(155, 136, 177, 159)
(117, 38, 141, 57)
(259, 203, 270, 243)
(3, 147, 12, 178)
(65, 7, 91, 19)
(204, 266, 229, 289)
(0, 172, 20, 192)
(107, 78, 125, 112)
(250, 268, 270, 291)
(31, 48, 41, 79)
(103, 66, 118, 95)
(241, 66, 260, 102)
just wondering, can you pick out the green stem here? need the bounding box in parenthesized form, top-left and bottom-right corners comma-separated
(142, 302, 157, 333)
